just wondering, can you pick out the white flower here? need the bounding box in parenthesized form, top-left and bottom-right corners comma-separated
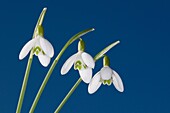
(19, 35, 54, 67)
(88, 66, 124, 94)
(61, 51, 95, 83)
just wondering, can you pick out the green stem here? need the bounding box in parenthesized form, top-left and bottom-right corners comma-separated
(54, 78, 82, 113)
(16, 51, 33, 113)
(29, 28, 94, 113)
(54, 40, 120, 113)
(16, 8, 47, 113)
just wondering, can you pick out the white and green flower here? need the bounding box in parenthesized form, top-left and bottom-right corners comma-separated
(88, 56, 124, 94)
(19, 34, 54, 67)
(61, 40, 95, 83)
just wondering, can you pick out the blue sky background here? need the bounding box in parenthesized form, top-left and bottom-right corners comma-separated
(0, 0, 170, 113)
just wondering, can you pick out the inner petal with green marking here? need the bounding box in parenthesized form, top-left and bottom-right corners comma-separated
(74, 60, 87, 70)
(102, 79, 112, 86)
(33, 46, 45, 56)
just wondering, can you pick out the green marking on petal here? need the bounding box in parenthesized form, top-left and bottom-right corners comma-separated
(74, 65, 82, 70)
(107, 79, 112, 86)
(74, 60, 88, 70)
(103, 79, 112, 86)
(77, 65, 82, 70)
(42, 51, 45, 55)
(74, 60, 83, 70)
(36, 51, 39, 55)
(33, 46, 42, 55)
(83, 65, 87, 69)
(103, 80, 107, 85)
(76, 60, 82, 65)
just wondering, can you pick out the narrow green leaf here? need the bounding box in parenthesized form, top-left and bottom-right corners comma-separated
(94, 40, 120, 61)
(68, 28, 95, 44)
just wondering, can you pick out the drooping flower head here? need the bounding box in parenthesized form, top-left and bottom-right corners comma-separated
(19, 26, 54, 67)
(88, 55, 124, 94)
(61, 39, 95, 83)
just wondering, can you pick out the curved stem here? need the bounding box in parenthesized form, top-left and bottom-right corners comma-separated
(54, 78, 82, 113)
(16, 8, 47, 113)
(29, 28, 94, 113)
(54, 40, 120, 113)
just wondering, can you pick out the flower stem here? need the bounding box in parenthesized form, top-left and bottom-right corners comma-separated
(53, 40, 120, 113)
(29, 28, 94, 113)
(16, 8, 47, 113)
(54, 78, 82, 113)
(16, 51, 33, 113)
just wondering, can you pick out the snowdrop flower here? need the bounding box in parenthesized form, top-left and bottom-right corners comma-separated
(88, 56, 124, 94)
(61, 39, 95, 83)
(19, 26, 54, 67)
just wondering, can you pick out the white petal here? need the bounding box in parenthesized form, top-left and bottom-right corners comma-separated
(19, 38, 36, 60)
(81, 52, 95, 68)
(38, 53, 51, 67)
(88, 72, 102, 94)
(112, 70, 124, 92)
(100, 66, 112, 80)
(78, 67, 92, 83)
(40, 37, 54, 58)
(61, 53, 77, 75)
